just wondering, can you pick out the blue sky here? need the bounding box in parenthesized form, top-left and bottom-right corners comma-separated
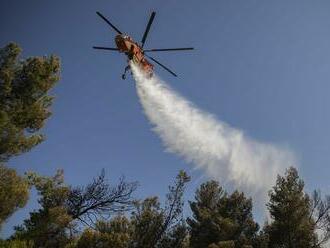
(1, 0, 330, 237)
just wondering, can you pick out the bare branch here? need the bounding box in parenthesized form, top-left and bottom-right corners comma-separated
(66, 170, 138, 227)
(310, 190, 330, 246)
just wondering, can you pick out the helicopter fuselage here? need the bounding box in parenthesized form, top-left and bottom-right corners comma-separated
(115, 34, 153, 77)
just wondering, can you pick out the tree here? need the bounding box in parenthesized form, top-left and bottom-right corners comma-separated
(131, 170, 190, 247)
(0, 239, 34, 248)
(0, 164, 29, 229)
(207, 240, 235, 248)
(76, 216, 132, 248)
(310, 190, 330, 247)
(13, 170, 137, 248)
(158, 221, 189, 248)
(13, 170, 73, 248)
(0, 42, 60, 229)
(67, 169, 138, 227)
(187, 180, 259, 248)
(130, 197, 164, 247)
(265, 167, 317, 248)
(74, 170, 190, 248)
(158, 170, 190, 246)
(0, 43, 60, 162)
(188, 180, 225, 247)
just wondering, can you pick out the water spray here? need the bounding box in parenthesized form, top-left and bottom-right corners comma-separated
(131, 63, 296, 204)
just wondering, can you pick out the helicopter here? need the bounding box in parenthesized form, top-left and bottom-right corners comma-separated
(93, 11, 194, 79)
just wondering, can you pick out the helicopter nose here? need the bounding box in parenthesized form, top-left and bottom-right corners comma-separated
(115, 35, 128, 51)
(115, 34, 122, 41)
(115, 35, 123, 43)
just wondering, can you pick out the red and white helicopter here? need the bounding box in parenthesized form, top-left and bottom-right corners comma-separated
(93, 11, 194, 79)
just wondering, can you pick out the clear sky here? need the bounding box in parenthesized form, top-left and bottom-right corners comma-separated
(1, 0, 330, 237)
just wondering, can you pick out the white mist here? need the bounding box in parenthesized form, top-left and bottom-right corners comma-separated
(132, 64, 296, 204)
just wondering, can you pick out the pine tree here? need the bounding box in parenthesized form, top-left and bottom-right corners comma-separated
(76, 216, 132, 248)
(74, 171, 190, 248)
(13, 170, 137, 248)
(0, 43, 60, 162)
(13, 170, 73, 248)
(131, 170, 190, 248)
(0, 42, 60, 227)
(265, 167, 317, 248)
(0, 164, 29, 229)
(187, 181, 259, 248)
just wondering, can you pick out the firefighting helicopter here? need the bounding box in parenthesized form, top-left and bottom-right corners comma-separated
(93, 11, 194, 79)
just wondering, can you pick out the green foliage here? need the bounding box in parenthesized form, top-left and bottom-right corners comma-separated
(26, 169, 70, 210)
(0, 42, 60, 238)
(74, 170, 190, 248)
(208, 240, 235, 248)
(13, 170, 73, 248)
(252, 231, 269, 248)
(187, 180, 259, 248)
(76, 216, 132, 248)
(11, 169, 137, 248)
(0, 164, 29, 229)
(0, 239, 34, 248)
(75, 229, 100, 248)
(67, 170, 138, 226)
(129, 170, 190, 248)
(130, 197, 164, 247)
(0, 43, 60, 162)
(158, 222, 189, 248)
(265, 167, 317, 248)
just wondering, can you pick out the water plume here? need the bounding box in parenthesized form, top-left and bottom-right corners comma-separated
(132, 64, 296, 202)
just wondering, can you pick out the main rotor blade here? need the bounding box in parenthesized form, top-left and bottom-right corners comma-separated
(96, 11, 122, 34)
(141, 12, 156, 48)
(145, 55, 177, 77)
(144, 47, 194, 52)
(93, 46, 119, 51)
